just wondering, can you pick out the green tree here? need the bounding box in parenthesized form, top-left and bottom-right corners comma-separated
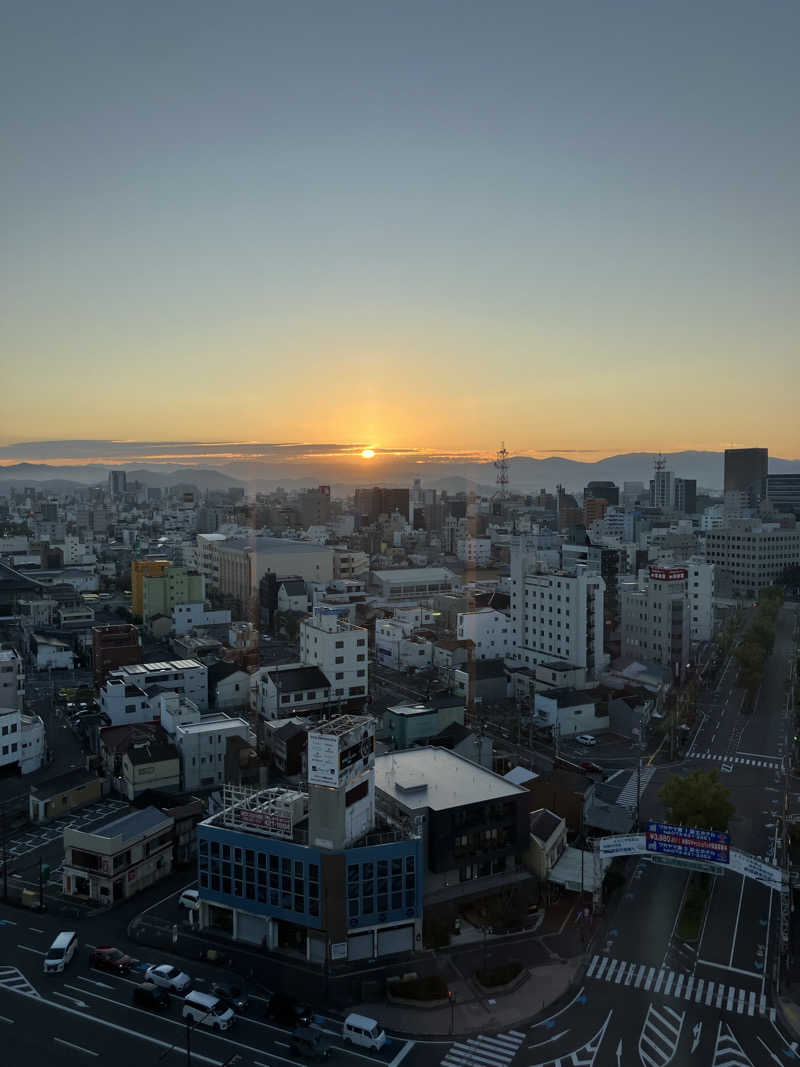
(659, 769, 735, 831)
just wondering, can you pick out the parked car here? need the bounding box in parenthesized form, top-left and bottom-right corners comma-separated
(133, 981, 171, 1011)
(210, 977, 249, 1013)
(266, 993, 313, 1028)
(575, 734, 597, 746)
(290, 1027, 330, 1060)
(178, 888, 200, 910)
(43, 932, 78, 974)
(144, 964, 192, 994)
(90, 946, 133, 974)
(183, 991, 235, 1031)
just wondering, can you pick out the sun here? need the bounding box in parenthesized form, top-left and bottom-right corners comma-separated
(360, 448, 376, 459)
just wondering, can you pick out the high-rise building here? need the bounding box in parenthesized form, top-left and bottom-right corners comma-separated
(703, 522, 800, 596)
(130, 559, 170, 617)
(674, 478, 697, 514)
(584, 481, 619, 507)
(649, 457, 674, 510)
(108, 470, 127, 497)
(724, 448, 768, 493)
(354, 487, 410, 523)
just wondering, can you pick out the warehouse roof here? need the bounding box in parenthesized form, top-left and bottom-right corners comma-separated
(374, 747, 526, 811)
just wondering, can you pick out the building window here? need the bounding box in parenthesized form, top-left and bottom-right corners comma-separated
(335, 656, 344, 664)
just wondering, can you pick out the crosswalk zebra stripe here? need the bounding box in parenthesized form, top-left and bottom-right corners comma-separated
(695, 979, 705, 1003)
(450, 1046, 506, 1067)
(475, 1035, 520, 1052)
(596, 957, 609, 979)
(706, 982, 715, 1006)
(507, 1032, 525, 1040)
(635, 964, 646, 987)
(674, 974, 684, 997)
(586, 958, 764, 1016)
(748, 991, 756, 1016)
(716, 985, 725, 1009)
(664, 972, 675, 996)
(460, 1041, 509, 1065)
(654, 969, 666, 993)
(645, 967, 655, 991)
(587, 955, 599, 977)
(685, 976, 694, 1000)
(614, 961, 628, 984)
(607, 960, 618, 981)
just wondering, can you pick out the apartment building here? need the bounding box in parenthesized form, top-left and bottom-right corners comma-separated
(299, 607, 369, 705)
(130, 559, 170, 617)
(456, 608, 510, 660)
(703, 522, 800, 597)
(92, 624, 141, 686)
(216, 537, 334, 607)
(620, 565, 691, 680)
(101, 658, 208, 725)
(685, 559, 714, 643)
(140, 565, 205, 622)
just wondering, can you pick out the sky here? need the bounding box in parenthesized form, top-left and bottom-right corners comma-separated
(2, 1, 799, 458)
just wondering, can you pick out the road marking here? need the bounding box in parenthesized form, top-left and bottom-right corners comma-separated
(17, 945, 45, 955)
(695, 979, 705, 1003)
(55, 1037, 99, 1057)
(654, 969, 665, 993)
(596, 957, 609, 979)
(696, 958, 763, 978)
(587, 955, 599, 977)
(748, 991, 756, 1016)
(644, 967, 655, 991)
(729, 875, 747, 967)
(28, 927, 45, 933)
(674, 974, 684, 997)
(706, 982, 715, 1005)
(0, 1016, 14, 1024)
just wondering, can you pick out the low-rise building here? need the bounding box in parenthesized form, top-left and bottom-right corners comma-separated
(526, 808, 567, 880)
(374, 747, 531, 907)
(100, 659, 208, 725)
(456, 608, 510, 661)
(30, 632, 74, 671)
(382, 699, 465, 750)
(371, 567, 459, 602)
(257, 664, 333, 727)
(533, 687, 610, 737)
(120, 736, 181, 801)
(92, 624, 141, 686)
(208, 661, 251, 713)
(63, 806, 174, 903)
(29, 769, 102, 823)
(173, 713, 251, 791)
(0, 646, 25, 713)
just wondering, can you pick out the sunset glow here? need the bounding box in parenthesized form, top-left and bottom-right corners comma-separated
(361, 449, 376, 459)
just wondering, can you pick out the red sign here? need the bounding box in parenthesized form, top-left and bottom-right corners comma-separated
(649, 567, 687, 582)
(238, 808, 292, 838)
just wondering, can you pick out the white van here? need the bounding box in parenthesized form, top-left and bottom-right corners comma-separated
(43, 931, 78, 974)
(343, 1013, 386, 1050)
(182, 990, 235, 1031)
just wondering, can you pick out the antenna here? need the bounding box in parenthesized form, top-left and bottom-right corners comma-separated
(493, 442, 511, 521)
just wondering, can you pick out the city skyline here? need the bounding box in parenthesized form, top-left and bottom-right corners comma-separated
(3, 1, 799, 456)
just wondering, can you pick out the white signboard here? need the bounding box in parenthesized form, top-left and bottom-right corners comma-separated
(308, 733, 339, 786)
(597, 834, 646, 857)
(729, 849, 786, 892)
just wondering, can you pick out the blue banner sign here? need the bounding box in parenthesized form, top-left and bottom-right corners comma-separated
(646, 822, 730, 865)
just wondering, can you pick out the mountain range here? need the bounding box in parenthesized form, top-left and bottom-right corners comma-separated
(2, 450, 800, 496)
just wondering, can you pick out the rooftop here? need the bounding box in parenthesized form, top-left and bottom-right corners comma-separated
(176, 714, 248, 735)
(118, 659, 204, 675)
(30, 768, 98, 799)
(373, 567, 455, 584)
(267, 665, 331, 692)
(223, 536, 332, 554)
(374, 747, 526, 811)
(530, 808, 564, 843)
(87, 805, 173, 843)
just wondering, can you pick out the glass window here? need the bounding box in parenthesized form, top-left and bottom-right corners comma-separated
(362, 862, 373, 879)
(391, 857, 402, 874)
(309, 863, 319, 880)
(222, 844, 230, 859)
(405, 856, 415, 873)
(269, 854, 278, 870)
(245, 849, 254, 866)
(294, 895, 304, 912)
(348, 864, 359, 883)
(309, 899, 319, 917)
(269, 873, 278, 888)
(405, 890, 416, 908)
(199, 838, 209, 855)
(294, 860, 303, 879)
(377, 894, 388, 912)
(392, 892, 402, 910)
(257, 852, 266, 868)
(377, 860, 388, 877)
(281, 857, 291, 874)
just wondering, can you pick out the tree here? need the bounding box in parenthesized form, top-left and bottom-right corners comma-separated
(659, 769, 735, 831)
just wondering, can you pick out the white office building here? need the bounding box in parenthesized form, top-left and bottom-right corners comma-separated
(510, 537, 606, 675)
(685, 559, 715, 644)
(173, 713, 250, 791)
(456, 537, 492, 567)
(299, 607, 369, 704)
(456, 608, 511, 660)
(703, 522, 800, 597)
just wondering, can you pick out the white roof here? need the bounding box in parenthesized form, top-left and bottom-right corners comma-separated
(373, 568, 455, 584)
(548, 846, 611, 892)
(374, 748, 526, 811)
(504, 766, 538, 786)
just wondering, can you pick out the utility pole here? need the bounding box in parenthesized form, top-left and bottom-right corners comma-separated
(185, 1016, 193, 1067)
(2, 803, 8, 903)
(635, 757, 642, 830)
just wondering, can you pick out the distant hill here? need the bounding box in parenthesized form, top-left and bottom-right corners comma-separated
(2, 449, 799, 495)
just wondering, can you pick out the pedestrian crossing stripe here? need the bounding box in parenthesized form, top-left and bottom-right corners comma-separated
(585, 956, 774, 1018)
(689, 753, 780, 770)
(616, 766, 656, 810)
(441, 1031, 524, 1067)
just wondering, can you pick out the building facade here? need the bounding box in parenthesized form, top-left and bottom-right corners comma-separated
(724, 448, 768, 494)
(703, 523, 800, 596)
(299, 608, 369, 706)
(620, 565, 691, 680)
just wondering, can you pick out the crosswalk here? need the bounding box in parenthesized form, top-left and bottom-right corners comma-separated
(689, 752, 781, 770)
(0, 965, 40, 998)
(441, 1030, 525, 1067)
(639, 1003, 684, 1067)
(616, 766, 656, 810)
(585, 955, 774, 1019)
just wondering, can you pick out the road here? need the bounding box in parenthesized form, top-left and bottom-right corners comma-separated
(0, 907, 439, 1067)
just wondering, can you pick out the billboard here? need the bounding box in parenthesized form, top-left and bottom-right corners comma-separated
(597, 833, 645, 857)
(729, 850, 785, 891)
(649, 567, 687, 582)
(646, 822, 729, 865)
(238, 808, 292, 839)
(308, 733, 340, 786)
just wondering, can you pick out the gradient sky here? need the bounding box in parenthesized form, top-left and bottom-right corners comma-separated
(2, 1, 799, 457)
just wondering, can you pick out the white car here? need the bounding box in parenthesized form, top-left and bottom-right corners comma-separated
(575, 734, 597, 746)
(145, 964, 192, 994)
(179, 888, 200, 910)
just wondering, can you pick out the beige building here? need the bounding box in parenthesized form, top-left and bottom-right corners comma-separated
(29, 769, 102, 823)
(63, 806, 174, 904)
(216, 536, 334, 607)
(141, 565, 205, 622)
(121, 737, 181, 801)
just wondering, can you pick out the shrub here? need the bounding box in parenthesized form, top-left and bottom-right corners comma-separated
(475, 961, 523, 988)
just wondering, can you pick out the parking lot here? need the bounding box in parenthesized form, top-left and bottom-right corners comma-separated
(3, 798, 130, 863)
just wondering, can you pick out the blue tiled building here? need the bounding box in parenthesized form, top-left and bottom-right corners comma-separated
(196, 716, 422, 964)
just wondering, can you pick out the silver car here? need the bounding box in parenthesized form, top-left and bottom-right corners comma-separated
(144, 963, 192, 994)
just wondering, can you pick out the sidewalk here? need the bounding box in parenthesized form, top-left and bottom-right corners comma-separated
(350, 958, 583, 1037)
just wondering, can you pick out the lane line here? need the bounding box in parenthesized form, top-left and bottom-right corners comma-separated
(17, 945, 45, 956)
(54, 1038, 99, 1057)
(729, 875, 746, 967)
